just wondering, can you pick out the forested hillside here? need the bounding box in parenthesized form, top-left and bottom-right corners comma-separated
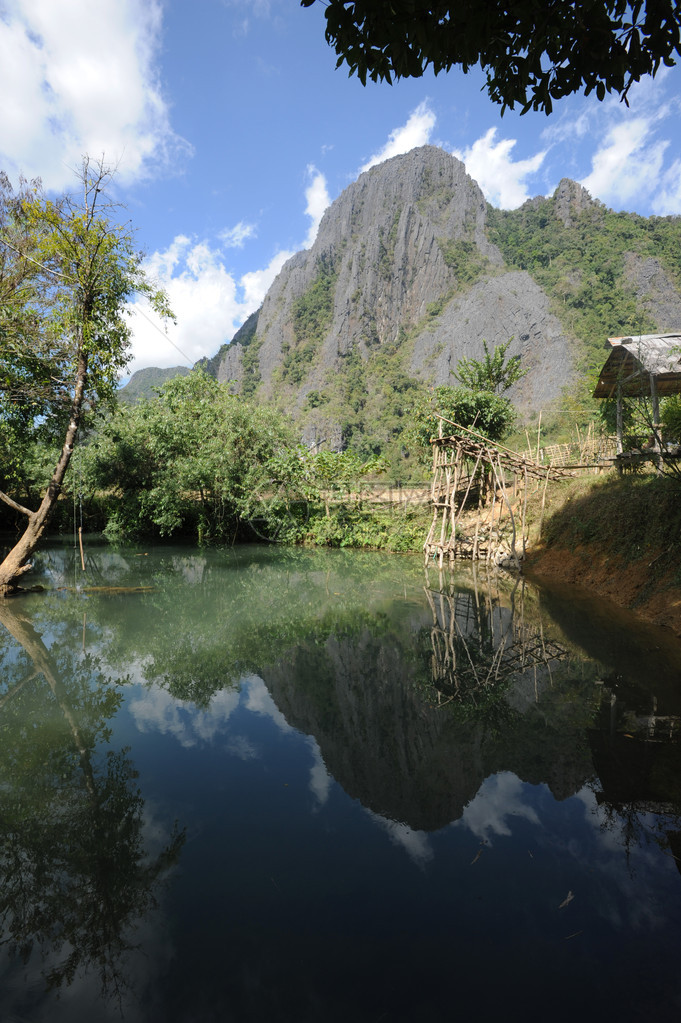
(119, 365, 190, 403)
(487, 181, 681, 377)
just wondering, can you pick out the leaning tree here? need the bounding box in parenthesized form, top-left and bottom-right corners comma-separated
(0, 159, 171, 594)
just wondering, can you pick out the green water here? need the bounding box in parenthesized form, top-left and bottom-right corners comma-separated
(1, 542, 680, 1021)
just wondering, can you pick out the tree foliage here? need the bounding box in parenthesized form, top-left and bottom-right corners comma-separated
(82, 370, 297, 542)
(454, 339, 527, 394)
(0, 159, 170, 591)
(661, 395, 681, 442)
(1, 164, 168, 428)
(83, 373, 393, 544)
(306, 448, 387, 515)
(408, 385, 516, 463)
(302, 0, 681, 114)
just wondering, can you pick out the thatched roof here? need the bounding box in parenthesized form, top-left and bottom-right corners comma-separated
(593, 333, 681, 398)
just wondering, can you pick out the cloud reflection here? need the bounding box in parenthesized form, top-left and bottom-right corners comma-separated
(307, 738, 333, 809)
(367, 811, 434, 868)
(127, 675, 294, 754)
(462, 772, 542, 843)
(128, 686, 240, 748)
(571, 785, 674, 931)
(242, 674, 294, 734)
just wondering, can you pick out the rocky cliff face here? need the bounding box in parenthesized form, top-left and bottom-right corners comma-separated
(624, 253, 681, 331)
(206, 145, 680, 450)
(253, 146, 501, 383)
(212, 147, 575, 437)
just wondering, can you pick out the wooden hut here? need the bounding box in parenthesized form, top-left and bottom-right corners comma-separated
(593, 333, 681, 454)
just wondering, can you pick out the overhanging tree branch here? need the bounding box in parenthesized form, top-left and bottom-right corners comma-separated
(302, 1, 681, 115)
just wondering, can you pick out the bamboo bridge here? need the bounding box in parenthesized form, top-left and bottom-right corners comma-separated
(424, 417, 576, 569)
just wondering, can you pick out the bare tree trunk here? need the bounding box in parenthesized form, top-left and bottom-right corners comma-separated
(0, 349, 88, 595)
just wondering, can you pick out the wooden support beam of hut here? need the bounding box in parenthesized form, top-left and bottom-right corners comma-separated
(593, 333, 681, 471)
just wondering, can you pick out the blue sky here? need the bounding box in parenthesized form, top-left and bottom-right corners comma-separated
(2, 0, 681, 376)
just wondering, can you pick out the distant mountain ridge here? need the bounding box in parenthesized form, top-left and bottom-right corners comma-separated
(119, 365, 191, 403)
(130, 146, 681, 459)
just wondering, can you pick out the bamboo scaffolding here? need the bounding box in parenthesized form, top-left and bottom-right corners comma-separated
(424, 419, 576, 567)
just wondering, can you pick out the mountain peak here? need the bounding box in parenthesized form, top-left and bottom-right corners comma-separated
(198, 145, 680, 466)
(553, 177, 597, 226)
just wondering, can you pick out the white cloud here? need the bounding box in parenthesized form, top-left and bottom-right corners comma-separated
(653, 158, 681, 214)
(359, 100, 436, 175)
(127, 237, 247, 373)
(239, 247, 296, 308)
(124, 158, 331, 373)
(580, 118, 670, 208)
(452, 128, 547, 208)
(220, 221, 257, 248)
(303, 165, 331, 248)
(0, 0, 190, 191)
(542, 70, 681, 214)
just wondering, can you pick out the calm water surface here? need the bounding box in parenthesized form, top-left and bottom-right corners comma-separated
(1, 542, 680, 1022)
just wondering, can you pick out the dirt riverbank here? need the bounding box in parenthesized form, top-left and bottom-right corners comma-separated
(525, 541, 681, 638)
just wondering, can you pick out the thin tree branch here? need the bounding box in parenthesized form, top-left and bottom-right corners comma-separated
(0, 489, 33, 518)
(0, 235, 75, 281)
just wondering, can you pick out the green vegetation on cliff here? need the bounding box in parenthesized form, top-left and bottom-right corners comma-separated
(282, 255, 338, 384)
(486, 199, 681, 379)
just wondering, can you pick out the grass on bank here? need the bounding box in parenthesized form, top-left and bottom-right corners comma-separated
(528, 471, 681, 580)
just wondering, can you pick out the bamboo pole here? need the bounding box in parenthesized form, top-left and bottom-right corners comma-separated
(78, 526, 85, 572)
(472, 467, 483, 562)
(492, 454, 519, 569)
(521, 465, 528, 558)
(539, 465, 550, 540)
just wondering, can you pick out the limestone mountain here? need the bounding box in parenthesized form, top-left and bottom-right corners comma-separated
(202, 145, 681, 461)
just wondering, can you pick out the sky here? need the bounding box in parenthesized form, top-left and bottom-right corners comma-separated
(1, 0, 681, 378)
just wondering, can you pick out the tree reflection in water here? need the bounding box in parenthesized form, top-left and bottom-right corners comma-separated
(588, 676, 681, 874)
(422, 565, 681, 872)
(0, 602, 185, 1010)
(1, 545, 681, 1020)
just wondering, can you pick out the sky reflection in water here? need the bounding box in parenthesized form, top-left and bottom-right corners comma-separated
(0, 542, 680, 1022)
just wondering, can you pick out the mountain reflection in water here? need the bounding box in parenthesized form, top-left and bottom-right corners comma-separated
(0, 543, 680, 1022)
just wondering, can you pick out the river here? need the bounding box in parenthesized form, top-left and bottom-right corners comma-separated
(1, 541, 680, 1021)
